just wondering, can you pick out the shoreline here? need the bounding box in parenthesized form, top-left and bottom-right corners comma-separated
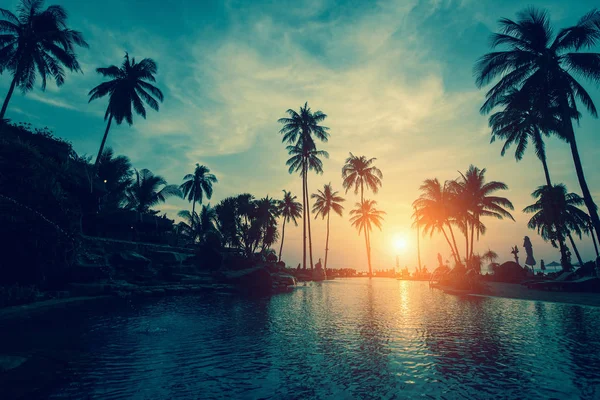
(472, 282, 600, 308)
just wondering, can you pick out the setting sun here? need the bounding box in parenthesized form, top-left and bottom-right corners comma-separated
(393, 234, 408, 253)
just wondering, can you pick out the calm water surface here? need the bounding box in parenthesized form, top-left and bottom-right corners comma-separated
(12, 279, 600, 399)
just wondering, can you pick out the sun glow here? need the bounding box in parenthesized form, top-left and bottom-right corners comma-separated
(393, 234, 408, 253)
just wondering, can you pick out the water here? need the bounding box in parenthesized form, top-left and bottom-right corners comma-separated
(6, 279, 600, 399)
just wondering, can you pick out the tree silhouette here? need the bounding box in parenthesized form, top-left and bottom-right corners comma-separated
(311, 183, 345, 270)
(342, 153, 383, 273)
(475, 7, 600, 241)
(179, 164, 217, 232)
(0, 0, 88, 119)
(450, 165, 514, 264)
(89, 53, 164, 168)
(278, 190, 302, 262)
(124, 168, 181, 215)
(350, 200, 385, 277)
(177, 204, 217, 243)
(524, 184, 591, 270)
(278, 102, 329, 270)
(413, 178, 461, 265)
(96, 147, 132, 210)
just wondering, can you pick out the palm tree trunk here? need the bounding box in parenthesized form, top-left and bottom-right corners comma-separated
(464, 220, 469, 266)
(364, 228, 372, 277)
(589, 221, 599, 258)
(416, 213, 422, 272)
(447, 223, 461, 263)
(306, 173, 314, 270)
(278, 218, 286, 262)
(191, 200, 196, 239)
(558, 236, 571, 271)
(469, 221, 475, 263)
(302, 167, 307, 270)
(324, 212, 330, 269)
(0, 74, 18, 121)
(540, 156, 552, 187)
(440, 227, 456, 264)
(94, 115, 114, 169)
(561, 104, 600, 241)
(567, 232, 584, 268)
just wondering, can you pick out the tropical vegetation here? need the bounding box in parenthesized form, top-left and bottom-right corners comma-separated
(349, 200, 385, 277)
(278, 190, 302, 262)
(311, 183, 345, 270)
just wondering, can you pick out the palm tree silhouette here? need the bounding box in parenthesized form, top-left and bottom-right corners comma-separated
(350, 200, 385, 277)
(342, 153, 383, 202)
(524, 184, 591, 270)
(177, 204, 217, 243)
(124, 168, 181, 215)
(475, 7, 600, 241)
(0, 0, 88, 119)
(278, 102, 329, 270)
(413, 178, 461, 265)
(311, 183, 345, 270)
(342, 153, 383, 273)
(96, 147, 132, 210)
(88, 53, 164, 168)
(278, 190, 302, 262)
(488, 88, 567, 186)
(179, 164, 217, 232)
(450, 165, 514, 263)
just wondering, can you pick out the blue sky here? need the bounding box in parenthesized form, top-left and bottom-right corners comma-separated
(2, 0, 600, 271)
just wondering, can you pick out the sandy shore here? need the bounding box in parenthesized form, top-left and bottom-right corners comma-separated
(472, 282, 600, 307)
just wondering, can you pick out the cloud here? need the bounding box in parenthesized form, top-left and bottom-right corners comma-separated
(27, 93, 79, 110)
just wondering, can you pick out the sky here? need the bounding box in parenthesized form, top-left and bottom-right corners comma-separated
(2, 0, 600, 272)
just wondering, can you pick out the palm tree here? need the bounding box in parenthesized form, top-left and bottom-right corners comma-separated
(96, 147, 132, 210)
(450, 166, 514, 263)
(523, 184, 590, 270)
(342, 153, 383, 273)
(488, 88, 567, 187)
(177, 205, 217, 243)
(124, 168, 181, 215)
(475, 7, 600, 240)
(349, 200, 385, 277)
(278, 190, 302, 262)
(311, 183, 345, 269)
(278, 102, 329, 270)
(179, 164, 217, 231)
(350, 200, 385, 277)
(285, 141, 329, 270)
(255, 196, 280, 253)
(0, 0, 88, 119)
(88, 53, 164, 168)
(342, 153, 383, 202)
(413, 178, 461, 265)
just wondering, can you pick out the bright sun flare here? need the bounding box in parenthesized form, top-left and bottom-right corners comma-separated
(393, 235, 408, 253)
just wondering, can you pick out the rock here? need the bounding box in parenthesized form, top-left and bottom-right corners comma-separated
(271, 273, 296, 287)
(147, 250, 190, 266)
(66, 283, 109, 296)
(110, 251, 151, 269)
(0, 355, 28, 371)
(220, 266, 273, 295)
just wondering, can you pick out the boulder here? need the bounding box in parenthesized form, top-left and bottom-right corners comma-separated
(492, 261, 528, 283)
(220, 266, 273, 295)
(147, 250, 190, 266)
(271, 273, 296, 287)
(110, 251, 151, 270)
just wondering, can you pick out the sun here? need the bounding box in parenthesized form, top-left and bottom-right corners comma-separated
(393, 234, 408, 253)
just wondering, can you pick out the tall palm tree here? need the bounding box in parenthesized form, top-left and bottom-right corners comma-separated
(0, 0, 88, 120)
(450, 166, 514, 263)
(278, 190, 302, 262)
(124, 168, 181, 215)
(311, 183, 345, 270)
(350, 200, 385, 277)
(179, 164, 217, 231)
(285, 141, 329, 270)
(342, 153, 383, 273)
(523, 184, 590, 270)
(278, 102, 329, 270)
(89, 53, 164, 168)
(475, 7, 600, 240)
(413, 178, 461, 265)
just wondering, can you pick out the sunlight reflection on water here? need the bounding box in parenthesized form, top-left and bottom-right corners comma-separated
(27, 279, 600, 399)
